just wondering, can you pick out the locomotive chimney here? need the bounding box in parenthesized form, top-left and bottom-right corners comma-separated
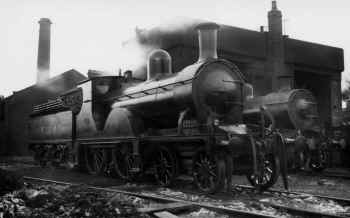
(196, 22, 220, 62)
(37, 18, 52, 83)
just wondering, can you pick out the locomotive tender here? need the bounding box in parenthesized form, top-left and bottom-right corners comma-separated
(29, 22, 276, 193)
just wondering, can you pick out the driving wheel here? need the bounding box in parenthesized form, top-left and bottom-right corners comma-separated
(246, 153, 279, 191)
(153, 146, 177, 187)
(111, 148, 134, 180)
(309, 149, 328, 172)
(85, 147, 107, 175)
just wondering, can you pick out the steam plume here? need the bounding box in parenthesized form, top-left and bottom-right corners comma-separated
(121, 17, 203, 79)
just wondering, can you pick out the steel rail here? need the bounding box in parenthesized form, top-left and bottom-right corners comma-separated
(266, 202, 347, 218)
(234, 185, 350, 218)
(236, 184, 350, 206)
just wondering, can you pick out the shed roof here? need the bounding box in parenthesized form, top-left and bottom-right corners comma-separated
(7, 69, 87, 100)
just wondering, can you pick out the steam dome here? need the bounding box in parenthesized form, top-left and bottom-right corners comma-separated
(147, 49, 172, 80)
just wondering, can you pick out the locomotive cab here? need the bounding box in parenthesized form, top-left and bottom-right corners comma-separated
(90, 73, 121, 130)
(74, 70, 138, 138)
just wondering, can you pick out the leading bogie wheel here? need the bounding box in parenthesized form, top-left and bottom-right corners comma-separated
(309, 149, 328, 172)
(153, 146, 177, 187)
(85, 147, 107, 175)
(193, 152, 225, 194)
(246, 153, 279, 191)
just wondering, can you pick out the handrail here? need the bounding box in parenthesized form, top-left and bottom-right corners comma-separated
(109, 78, 193, 102)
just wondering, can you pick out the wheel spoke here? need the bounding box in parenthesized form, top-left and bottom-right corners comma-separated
(196, 162, 203, 168)
(266, 167, 273, 174)
(264, 174, 270, 182)
(209, 170, 216, 177)
(209, 176, 215, 188)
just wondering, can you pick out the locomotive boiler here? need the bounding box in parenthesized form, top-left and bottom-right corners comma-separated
(244, 89, 319, 131)
(28, 22, 282, 193)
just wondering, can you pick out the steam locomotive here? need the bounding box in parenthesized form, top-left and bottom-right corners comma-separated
(243, 89, 325, 175)
(27, 22, 321, 192)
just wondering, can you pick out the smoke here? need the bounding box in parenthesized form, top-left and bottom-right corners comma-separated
(340, 77, 350, 109)
(120, 36, 159, 80)
(35, 69, 86, 99)
(342, 79, 350, 99)
(120, 17, 203, 79)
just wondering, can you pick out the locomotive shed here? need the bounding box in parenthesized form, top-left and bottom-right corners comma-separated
(0, 1, 349, 217)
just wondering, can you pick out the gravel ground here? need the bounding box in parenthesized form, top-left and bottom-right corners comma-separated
(0, 181, 156, 217)
(1, 160, 350, 218)
(265, 174, 350, 199)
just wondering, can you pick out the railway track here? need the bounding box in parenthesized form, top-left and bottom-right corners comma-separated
(23, 176, 350, 218)
(234, 185, 350, 217)
(297, 168, 350, 180)
(312, 172, 350, 180)
(162, 186, 350, 218)
(23, 176, 276, 218)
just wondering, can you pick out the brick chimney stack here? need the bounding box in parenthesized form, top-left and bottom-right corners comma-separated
(268, 1, 282, 36)
(267, 1, 292, 91)
(37, 18, 52, 83)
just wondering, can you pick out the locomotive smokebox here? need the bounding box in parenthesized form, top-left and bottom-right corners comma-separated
(244, 89, 319, 131)
(196, 22, 220, 62)
(37, 18, 52, 83)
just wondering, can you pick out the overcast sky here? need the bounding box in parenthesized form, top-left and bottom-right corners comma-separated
(0, 0, 349, 96)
